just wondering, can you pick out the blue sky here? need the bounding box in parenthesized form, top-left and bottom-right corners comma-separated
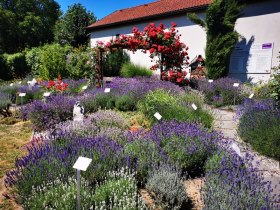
(57, 0, 156, 20)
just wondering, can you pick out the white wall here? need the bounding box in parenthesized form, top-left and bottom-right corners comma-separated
(90, 0, 280, 83)
(229, 0, 280, 83)
(90, 13, 206, 69)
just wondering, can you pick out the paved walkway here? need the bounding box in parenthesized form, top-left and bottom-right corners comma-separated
(212, 107, 280, 208)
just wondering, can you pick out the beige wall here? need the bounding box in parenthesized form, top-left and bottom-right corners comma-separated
(90, 0, 280, 83)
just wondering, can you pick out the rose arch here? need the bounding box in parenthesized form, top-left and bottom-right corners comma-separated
(94, 22, 190, 86)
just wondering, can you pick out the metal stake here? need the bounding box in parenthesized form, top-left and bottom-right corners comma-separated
(77, 169, 81, 210)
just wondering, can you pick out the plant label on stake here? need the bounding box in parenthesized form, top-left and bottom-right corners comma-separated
(82, 85, 88, 90)
(249, 93, 254, 99)
(43, 92, 51, 97)
(10, 83, 13, 86)
(233, 83, 240, 87)
(19, 93, 26, 107)
(73, 157, 92, 210)
(154, 112, 162, 120)
(191, 103, 198, 110)
(18, 81, 22, 84)
(19, 93, 26, 97)
(208, 79, 213, 83)
(231, 142, 242, 157)
(104, 88, 110, 93)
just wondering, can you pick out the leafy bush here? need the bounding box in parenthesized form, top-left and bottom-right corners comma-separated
(81, 92, 117, 114)
(1, 52, 29, 80)
(103, 49, 130, 77)
(120, 62, 153, 78)
(203, 150, 275, 209)
(21, 94, 75, 131)
(40, 43, 71, 80)
(25, 47, 42, 77)
(146, 165, 188, 209)
(237, 99, 280, 159)
(137, 89, 213, 127)
(115, 94, 137, 111)
(196, 77, 245, 107)
(67, 47, 97, 79)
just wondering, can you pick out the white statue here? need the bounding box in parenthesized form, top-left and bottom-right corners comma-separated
(73, 101, 84, 122)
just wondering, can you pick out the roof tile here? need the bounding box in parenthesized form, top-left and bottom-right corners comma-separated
(88, 0, 212, 29)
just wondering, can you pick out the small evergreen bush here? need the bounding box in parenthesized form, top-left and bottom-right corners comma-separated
(120, 62, 153, 78)
(115, 94, 136, 111)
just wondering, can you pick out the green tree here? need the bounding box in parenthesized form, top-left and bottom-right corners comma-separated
(187, 0, 243, 79)
(54, 3, 96, 47)
(0, 0, 60, 53)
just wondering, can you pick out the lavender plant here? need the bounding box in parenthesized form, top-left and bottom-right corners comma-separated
(20, 94, 76, 131)
(237, 99, 280, 159)
(23, 176, 94, 209)
(195, 77, 245, 107)
(203, 149, 277, 209)
(149, 120, 220, 173)
(5, 134, 123, 199)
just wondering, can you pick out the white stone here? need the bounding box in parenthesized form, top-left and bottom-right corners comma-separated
(10, 83, 13, 86)
(73, 101, 84, 122)
(231, 142, 242, 157)
(73, 156, 92, 171)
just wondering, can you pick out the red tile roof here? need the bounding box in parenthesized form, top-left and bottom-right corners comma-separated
(87, 0, 212, 30)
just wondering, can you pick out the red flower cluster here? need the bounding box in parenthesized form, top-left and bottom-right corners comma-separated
(161, 70, 190, 85)
(97, 22, 189, 73)
(45, 75, 68, 92)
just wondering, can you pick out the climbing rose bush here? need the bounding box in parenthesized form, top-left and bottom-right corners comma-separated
(97, 22, 189, 79)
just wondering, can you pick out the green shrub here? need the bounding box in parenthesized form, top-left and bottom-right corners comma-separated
(0, 93, 12, 117)
(67, 47, 97, 79)
(120, 62, 153, 78)
(103, 49, 130, 77)
(25, 47, 42, 77)
(137, 89, 213, 127)
(123, 140, 162, 181)
(238, 109, 280, 159)
(40, 43, 71, 80)
(81, 93, 117, 114)
(146, 165, 188, 209)
(115, 94, 136, 111)
(1, 53, 29, 80)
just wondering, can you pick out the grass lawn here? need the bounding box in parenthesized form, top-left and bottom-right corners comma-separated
(0, 119, 32, 209)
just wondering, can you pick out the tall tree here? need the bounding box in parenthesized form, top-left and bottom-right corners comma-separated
(0, 0, 61, 53)
(54, 3, 96, 47)
(187, 0, 243, 79)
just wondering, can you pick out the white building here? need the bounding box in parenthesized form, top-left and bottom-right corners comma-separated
(87, 0, 280, 83)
